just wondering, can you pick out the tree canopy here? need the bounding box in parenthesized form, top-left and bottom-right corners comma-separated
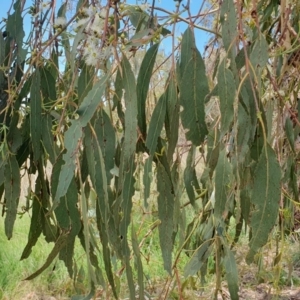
(0, 0, 300, 299)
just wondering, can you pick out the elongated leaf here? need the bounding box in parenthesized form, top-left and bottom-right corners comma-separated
(184, 146, 198, 207)
(145, 94, 166, 156)
(220, 0, 237, 56)
(94, 110, 116, 183)
(78, 63, 94, 105)
(40, 67, 56, 105)
(179, 28, 208, 145)
(77, 76, 108, 126)
(246, 144, 281, 263)
(157, 162, 175, 274)
(214, 149, 232, 220)
(119, 155, 136, 255)
(0, 156, 7, 186)
(119, 154, 136, 298)
(42, 114, 57, 164)
(4, 155, 20, 239)
(143, 156, 152, 207)
(249, 35, 269, 72)
(21, 198, 43, 260)
(224, 248, 239, 299)
(165, 74, 179, 163)
(7, 114, 23, 153)
(6, 0, 25, 62)
(235, 103, 251, 165)
(30, 69, 42, 162)
(92, 126, 109, 222)
(249, 35, 268, 91)
(54, 121, 81, 203)
(184, 241, 213, 277)
(121, 56, 138, 167)
(137, 43, 159, 136)
(131, 225, 144, 299)
(25, 230, 69, 280)
(95, 200, 118, 299)
(55, 76, 107, 201)
(218, 59, 235, 136)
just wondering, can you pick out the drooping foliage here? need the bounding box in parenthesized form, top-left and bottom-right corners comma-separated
(0, 0, 299, 298)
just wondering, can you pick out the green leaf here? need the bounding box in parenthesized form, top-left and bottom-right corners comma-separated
(25, 230, 69, 280)
(165, 73, 179, 163)
(119, 155, 136, 255)
(214, 149, 232, 221)
(95, 201, 118, 299)
(42, 114, 57, 164)
(249, 35, 269, 71)
(6, 0, 25, 62)
(220, 0, 237, 56)
(246, 144, 281, 263)
(77, 76, 108, 126)
(235, 103, 251, 165)
(21, 198, 43, 260)
(78, 63, 95, 105)
(143, 156, 152, 207)
(55, 76, 108, 201)
(137, 43, 159, 136)
(218, 59, 236, 136)
(40, 67, 56, 105)
(52, 154, 81, 232)
(131, 226, 144, 299)
(121, 56, 138, 166)
(94, 110, 116, 183)
(92, 125, 109, 222)
(224, 247, 239, 300)
(184, 146, 199, 207)
(4, 155, 20, 239)
(127, 6, 149, 31)
(184, 241, 213, 277)
(54, 121, 82, 203)
(249, 35, 268, 91)
(30, 69, 42, 162)
(145, 94, 166, 156)
(179, 28, 208, 145)
(7, 114, 23, 153)
(157, 162, 175, 274)
(0, 156, 7, 186)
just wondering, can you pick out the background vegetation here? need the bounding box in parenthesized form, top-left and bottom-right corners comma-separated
(0, 0, 300, 299)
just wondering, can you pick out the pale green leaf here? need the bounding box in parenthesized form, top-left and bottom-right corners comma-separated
(143, 156, 152, 207)
(6, 0, 25, 62)
(157, 162, 175, 274)
(224, 248, 239, 300)
(246, 144, 281, 263)
(131, 225, 144, 299)
(218, 59, 235, 136)
(30, 69, 42, 162)
(220, 0, 237, 56)
(137, 43, 159, 136)
(214, 149, 232, 220)
(4, 155, 20, 239)
(179, 28, 208, 145)
(121, 56, 138, 166)
(184, 241, 213, 277)
(145, 94, 166, 156)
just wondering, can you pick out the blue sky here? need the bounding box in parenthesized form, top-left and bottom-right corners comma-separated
(0, 0, 210, 53)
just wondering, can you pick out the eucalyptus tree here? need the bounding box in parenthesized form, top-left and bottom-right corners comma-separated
(0, 0, 299, 299)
